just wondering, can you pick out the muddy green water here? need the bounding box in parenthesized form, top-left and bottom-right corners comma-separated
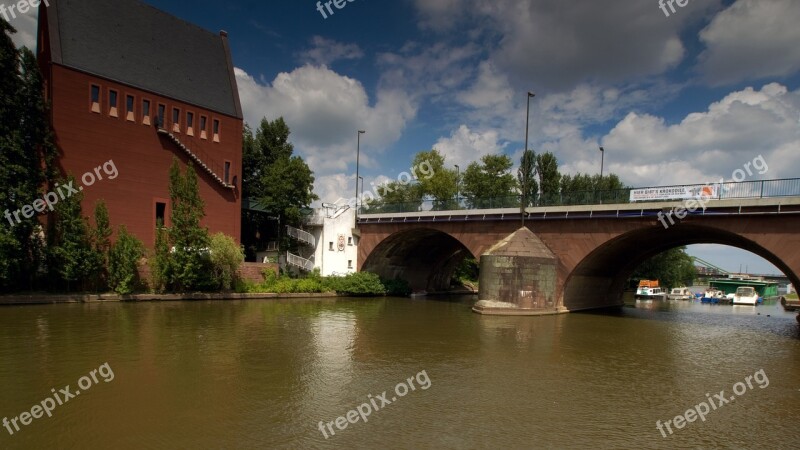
(0, 296, 798, 449)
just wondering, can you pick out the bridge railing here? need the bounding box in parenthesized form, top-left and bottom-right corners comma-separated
(359, 178, 800, 214)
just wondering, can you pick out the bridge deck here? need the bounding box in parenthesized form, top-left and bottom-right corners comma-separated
(358, 196, 800, 223)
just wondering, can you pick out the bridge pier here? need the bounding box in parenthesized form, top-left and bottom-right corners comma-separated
(473, 227, 565, 316)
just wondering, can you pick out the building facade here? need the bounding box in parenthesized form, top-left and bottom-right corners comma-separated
(37, 0, 243, 248)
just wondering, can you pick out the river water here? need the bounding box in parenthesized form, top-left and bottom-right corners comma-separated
(0, 296, 798, 449)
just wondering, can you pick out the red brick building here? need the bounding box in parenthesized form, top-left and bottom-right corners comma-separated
(37, 0, 243, 248)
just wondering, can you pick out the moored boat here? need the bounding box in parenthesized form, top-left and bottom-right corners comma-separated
(667, 287, 693, 300)
(636, 280, 666, 300)
(781, 296, 800, 312)
(732, 286, 759, 306)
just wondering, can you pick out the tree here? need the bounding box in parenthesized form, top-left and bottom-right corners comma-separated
(630, 247, 696, 289)
(413, 150, 457, 210)
(364, 181, 423, 213)
(242, 118, 317, 255)
(518, 149, 538, 208)
(90, 201, 113, 289)
(0, 21, 56, 290)
(536, 152, 561, 205)
(168, 159, 212, 291)
(560, 173, 628, 204)
(108, 226, 144, 295)
(209, 232, 244, 291)
(461, 154, 518, 208)
(47, 177, 96, 291)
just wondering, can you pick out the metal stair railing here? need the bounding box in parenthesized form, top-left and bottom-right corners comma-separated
(286, 225, 315, 247)
(286, 251, 314, 272)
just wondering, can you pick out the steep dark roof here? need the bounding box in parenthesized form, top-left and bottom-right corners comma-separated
(45, 0, 241, 118)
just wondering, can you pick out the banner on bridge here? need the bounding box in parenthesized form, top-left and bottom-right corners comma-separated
(629, 185, 719, 202)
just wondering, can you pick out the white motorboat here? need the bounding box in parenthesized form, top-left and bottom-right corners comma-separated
(667, 287, 693, 300)
(635, 285, 666, 300)
(732, 286, 759, 306)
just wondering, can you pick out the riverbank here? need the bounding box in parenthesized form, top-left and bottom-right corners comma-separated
(0, 292, 344, 306)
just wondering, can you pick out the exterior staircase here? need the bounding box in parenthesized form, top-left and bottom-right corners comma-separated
(156, 128, 235, 190)
(286, 225, 315, 247)
(286, 251, 314, 272)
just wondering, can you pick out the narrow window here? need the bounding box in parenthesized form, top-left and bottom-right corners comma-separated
(172, 108, 180, 133)
(155, 202, 166, 227)
(213, 119, 220, 142)
(126, 95, 135, 121)
(224, 161, 231, 184)
(348, 260, 353, 269)
(200, 115, 207, 139)
(90, 85, 100, 113)
(186, 112, 194, 136)
(347, 237, 353, 246)
(329, 242, 334, 251)
(142, 99, 151, 125)
(108, 89, 118, 117)
(157, 104, 166, 128)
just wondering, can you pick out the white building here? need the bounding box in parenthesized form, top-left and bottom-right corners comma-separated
(286, 205, 358, 276)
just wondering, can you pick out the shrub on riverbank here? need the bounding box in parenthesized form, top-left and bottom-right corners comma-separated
(245, 270, 397, 296)
(108, 226, 145, 295)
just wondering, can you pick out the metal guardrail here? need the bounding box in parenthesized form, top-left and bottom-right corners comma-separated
(359, 178, 800, 214)
(286, 226, 315, 247)
(286, 251, 314, 272)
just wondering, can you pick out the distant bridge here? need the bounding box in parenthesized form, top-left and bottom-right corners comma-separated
(356, 179, 800, 315)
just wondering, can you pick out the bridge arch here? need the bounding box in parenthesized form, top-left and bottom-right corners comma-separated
(360, 228, 476, 292)
(563, 222, 800, 311)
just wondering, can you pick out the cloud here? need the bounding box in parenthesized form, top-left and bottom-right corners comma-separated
(600, 83, 800, 185)
(433, 125, 506, 168)
(297, 36, 364, 66)
(698, 0, 800, 85)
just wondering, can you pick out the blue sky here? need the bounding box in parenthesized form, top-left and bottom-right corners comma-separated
(10, 0, 800, 275)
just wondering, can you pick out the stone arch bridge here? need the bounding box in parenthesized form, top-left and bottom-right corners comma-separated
(357, 197, 800, 314)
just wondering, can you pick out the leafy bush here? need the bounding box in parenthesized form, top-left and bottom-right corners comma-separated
(383, 277, 412, 297)
(329, 272, 386, 296)
(150, 224, 171, 293)
(108, 226, 145, 295)
(209, 232, 244, 291)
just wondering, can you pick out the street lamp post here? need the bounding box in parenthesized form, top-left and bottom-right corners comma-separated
(358, 176, 364, 213)
(455, 164, 460, 208)
(355, 130, 365, 220)
(599, 146, 605, 179)
(522, 91, 535, 227)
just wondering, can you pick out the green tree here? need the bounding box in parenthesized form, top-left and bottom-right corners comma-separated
(518, 149, 538, 208)
(560, 173, 628, 204)
(414, 150, 457, 210)
(150, 221, 171, 293)
(631, 247, 696, 290)
(364, 181, 423, 213)
(47, 177, 95, 291)
(209, 232, 244, 291)
(243, 118, 318, 253)
(168, 159, 212, 292)
(108, 226, 145, 295)
(89, 201, 112, 289)
(461, 154, 518, 208)
(536, 152, 561, 205)
(0, 22, 56, 290)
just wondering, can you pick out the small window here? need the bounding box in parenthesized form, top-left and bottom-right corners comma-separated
(90, 85, 100, 113)
(186, 112, 194, 136)
(347, 237, 353, 246)
(142, 99, 151, 125)
(157, 104, 166, 128)
(213, 119, 220, 142)
(108, 89, 118, 117)
(200, 116, 208, 139)
(172, 108, 180, 132)
(126, 95, 135, 121)
(329, 242, 334, 251)
(348, 260, 353, 269)
(224, 161, 231, 184)
(155, 202, 166, 227)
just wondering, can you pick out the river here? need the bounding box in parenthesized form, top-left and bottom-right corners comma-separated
(0, 296, 798, 449)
